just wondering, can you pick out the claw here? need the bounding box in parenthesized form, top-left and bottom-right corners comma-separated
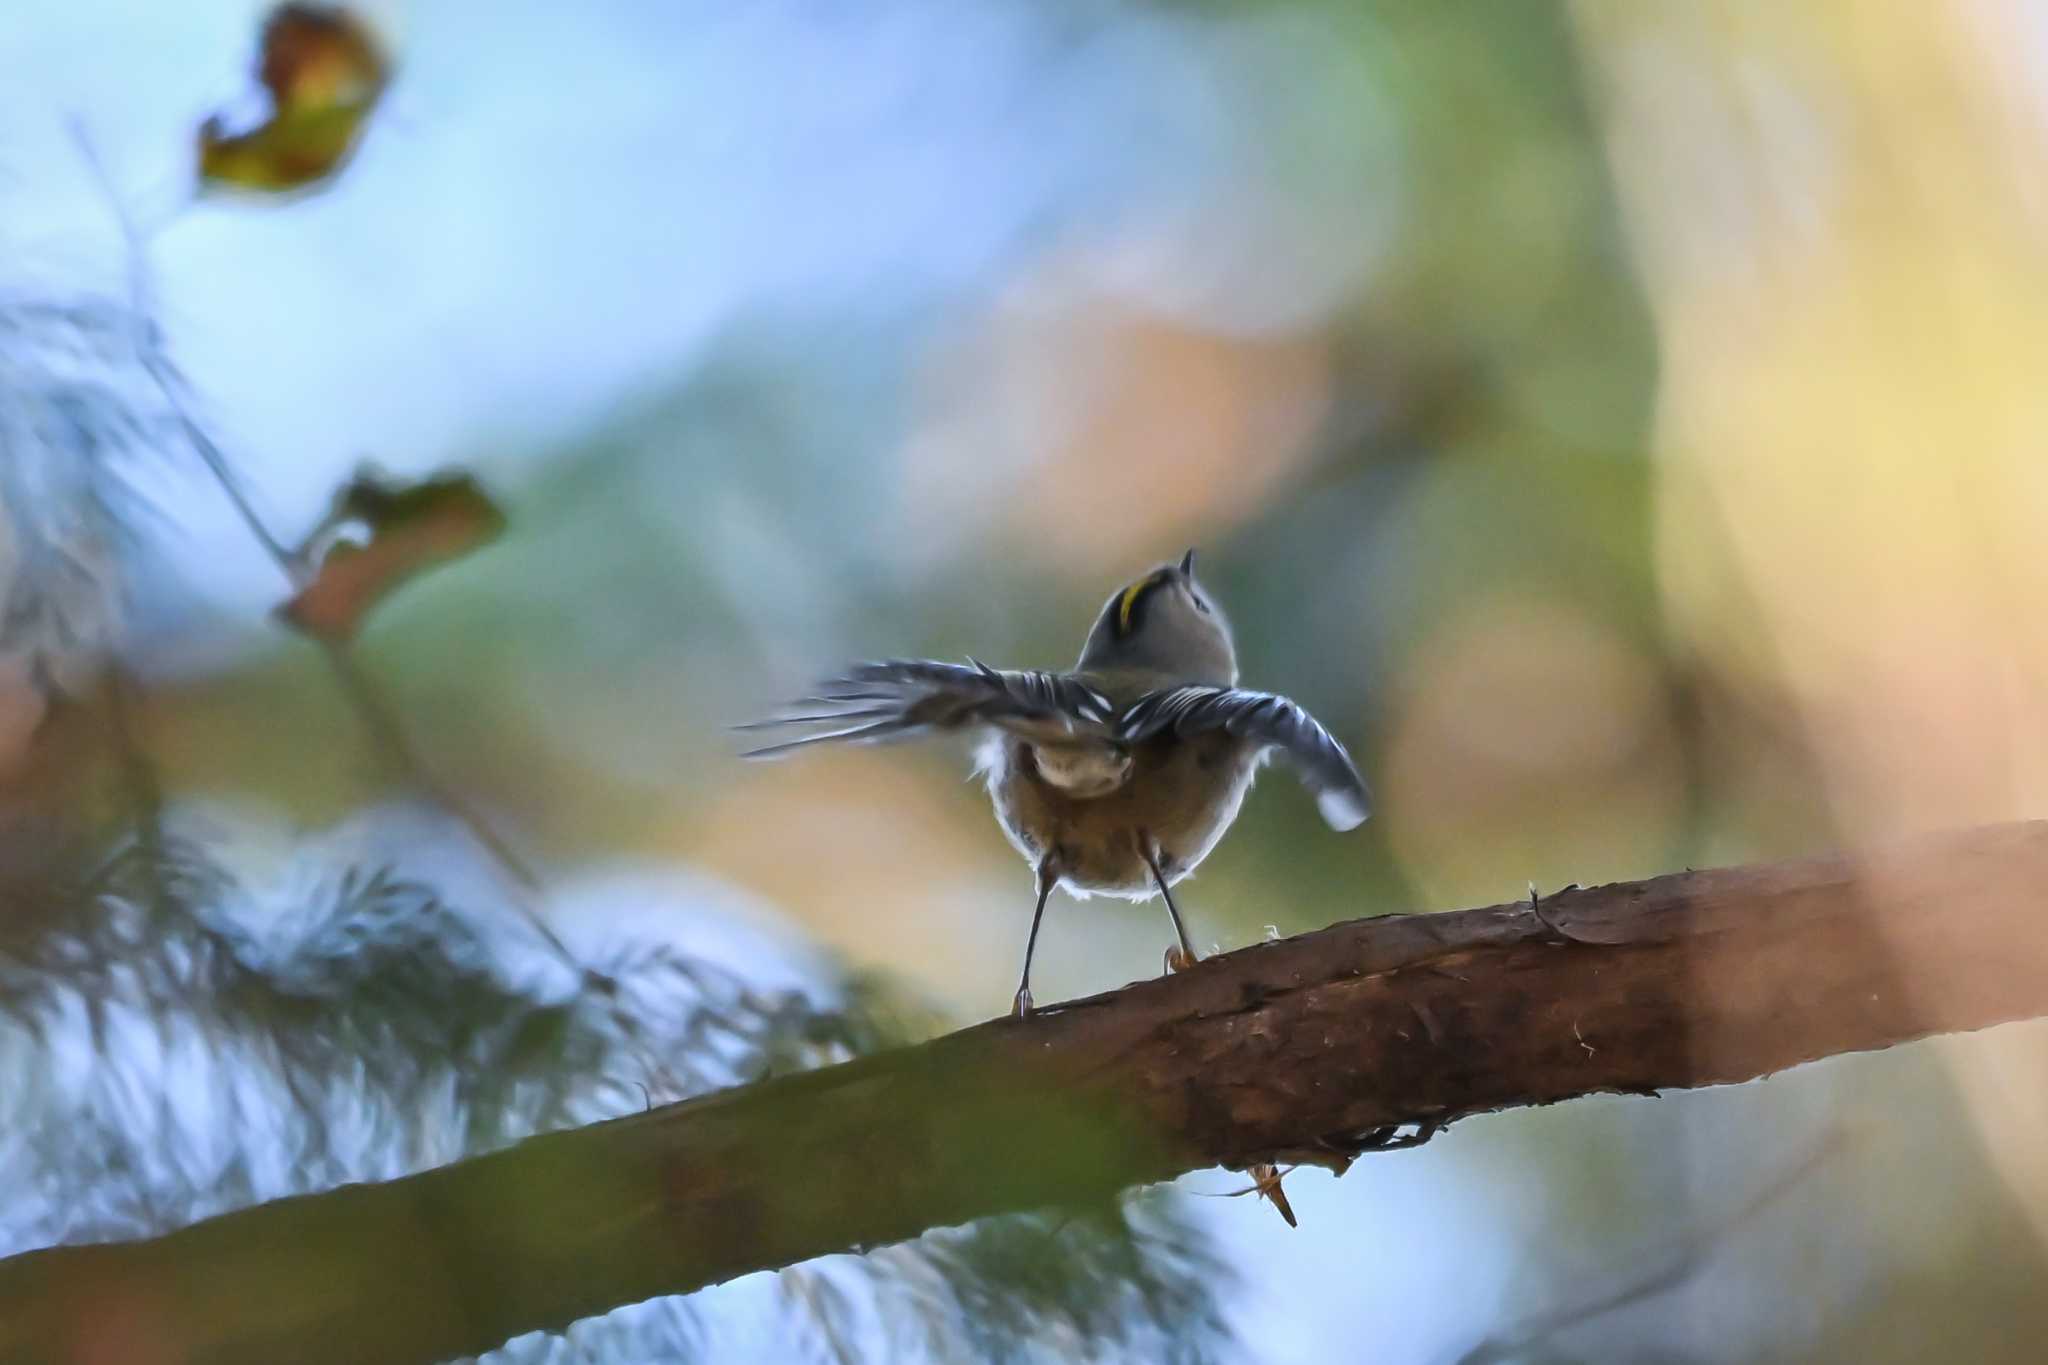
(1011, 987, 1035, 1018)
(1164, 944, 1197, 974)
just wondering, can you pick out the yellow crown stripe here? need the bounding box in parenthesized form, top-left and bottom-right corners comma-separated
(1118, 572, 1165, 633)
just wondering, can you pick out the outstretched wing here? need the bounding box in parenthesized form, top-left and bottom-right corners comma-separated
(739, 659, 1116, 758)
(1118, 686, 1372, 830)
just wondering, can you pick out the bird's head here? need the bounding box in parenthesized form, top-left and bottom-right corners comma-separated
(1077, 548, 1237, 685)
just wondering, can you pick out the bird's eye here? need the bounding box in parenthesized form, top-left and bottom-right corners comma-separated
(1191, 594, 1211, 615)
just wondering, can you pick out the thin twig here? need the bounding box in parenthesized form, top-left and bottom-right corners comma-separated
(70, 117, 301, 575)
(68, 120, 583, 973)
(1453, 1125, 1846, 1365)
(319, 639, 575, 951)
(100, 666, 177, 919)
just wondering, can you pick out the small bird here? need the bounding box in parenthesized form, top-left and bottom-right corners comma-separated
(741, 550, 1372, 1017)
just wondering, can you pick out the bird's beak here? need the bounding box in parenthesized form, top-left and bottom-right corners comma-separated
(1178, 547, 1198, 578)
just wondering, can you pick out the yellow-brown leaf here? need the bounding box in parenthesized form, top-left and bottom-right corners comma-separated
(198, 4, 388, 195)
(279, 472, 506, 641)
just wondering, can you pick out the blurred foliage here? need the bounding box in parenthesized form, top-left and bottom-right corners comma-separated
(0, 296, 169, 693)
(0, 807, 1232, 1363)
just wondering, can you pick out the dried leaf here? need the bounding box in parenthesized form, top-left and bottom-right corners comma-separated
(1246, 1163, 1297, 1228)
(279, 471, 506, 640)
(1193, 1164, 1298, 1228)
(198, 4, 389, 194)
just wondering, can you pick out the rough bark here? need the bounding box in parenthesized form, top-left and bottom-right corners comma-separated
(5, 820, 2048, 1364)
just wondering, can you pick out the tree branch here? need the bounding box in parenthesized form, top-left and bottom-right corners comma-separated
(7, 820, 2048, 1364)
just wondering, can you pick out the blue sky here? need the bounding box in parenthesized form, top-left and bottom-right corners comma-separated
(3, 0, 1395, 619)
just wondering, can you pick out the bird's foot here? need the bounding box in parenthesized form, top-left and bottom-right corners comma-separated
(1010, 987, 1035, 1018)
(1164, 944, 1198, 974)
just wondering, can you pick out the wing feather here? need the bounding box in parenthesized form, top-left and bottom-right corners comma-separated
(740, 659, 1115, 757)
(1119, 686, 1372, 830)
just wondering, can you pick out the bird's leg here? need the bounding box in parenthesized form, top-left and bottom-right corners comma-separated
(1012, 852, 1061, 1018)
(1140, 837, 1198, 973)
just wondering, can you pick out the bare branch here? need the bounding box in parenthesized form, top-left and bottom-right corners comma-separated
(3, 820, 2045, 1364)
